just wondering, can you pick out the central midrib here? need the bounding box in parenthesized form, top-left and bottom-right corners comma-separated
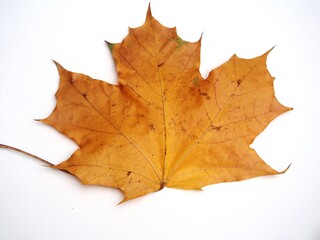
(149, 17, 168, 187)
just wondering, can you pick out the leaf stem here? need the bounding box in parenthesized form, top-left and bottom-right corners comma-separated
(0, 144, 54, 166)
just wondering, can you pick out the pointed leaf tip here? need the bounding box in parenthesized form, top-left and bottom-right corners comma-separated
(52, 60, 63, 70)
(146, 2, 153, 19)
(105, 40, 115, 51)
(52, 59, 58, 66)
(148, 2, 152, 12)
(199, 32, 204, 41)
(280, 163, 292, 174)
(264, 46, 276, 57)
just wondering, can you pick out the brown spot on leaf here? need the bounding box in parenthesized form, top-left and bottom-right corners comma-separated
(149, 124, 155, 130)
(212, 125, 221, 131)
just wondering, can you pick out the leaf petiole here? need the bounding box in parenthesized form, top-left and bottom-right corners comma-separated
(0, 144, 53, 166)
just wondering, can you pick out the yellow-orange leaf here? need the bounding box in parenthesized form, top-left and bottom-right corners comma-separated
(42, 6, 291, 202)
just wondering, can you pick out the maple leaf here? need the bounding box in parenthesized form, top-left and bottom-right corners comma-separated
(36, 6, 291, 202)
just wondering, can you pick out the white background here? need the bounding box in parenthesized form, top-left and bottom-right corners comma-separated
(0, 0, 319, 239)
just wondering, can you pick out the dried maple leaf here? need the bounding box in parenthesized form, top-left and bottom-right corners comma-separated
(2, 6, 291, 203)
